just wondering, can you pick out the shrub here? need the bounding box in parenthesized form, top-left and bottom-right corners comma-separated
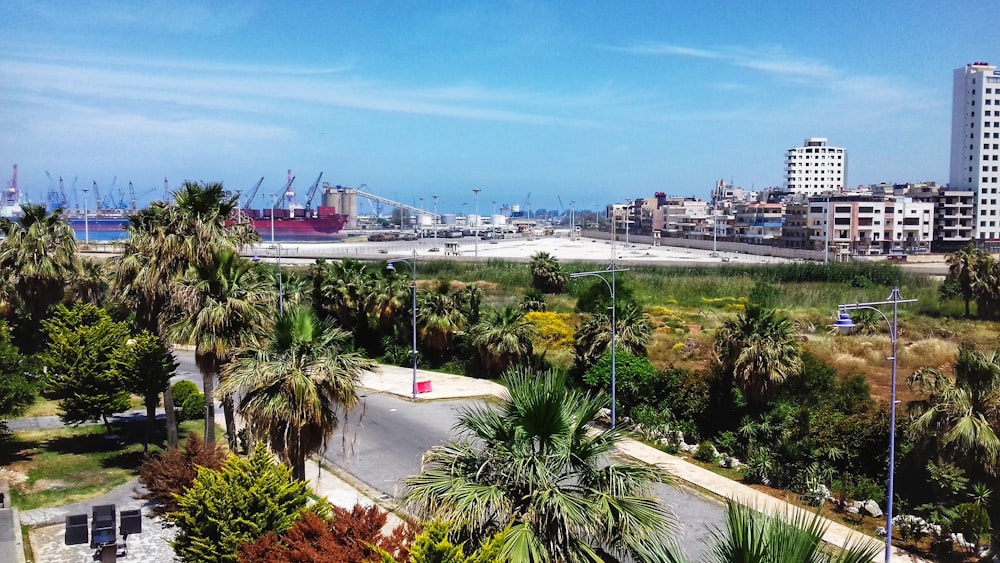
(171, 444, 319, 563)
(583, 351, 658, 417)
(181, 392, 205, 421)
(239, 506, 419, 563)
(138, 433, 226, 515)
(694, 441, 718, 463)
(714, 431, 737, 454)
(171, 380, 199, 410)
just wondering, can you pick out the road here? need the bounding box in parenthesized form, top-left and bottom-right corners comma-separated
(169, 350, 724, 557)
(322, 390, 724, 558)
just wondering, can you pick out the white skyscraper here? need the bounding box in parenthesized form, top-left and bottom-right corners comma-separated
(784, 137, 847, 198)
(950, 61, 1000, 243)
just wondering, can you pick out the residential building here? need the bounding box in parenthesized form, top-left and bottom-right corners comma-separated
(733, 202, 784, 244)
(950, 61, 1000, 246)
(808, 194, 934, 255)
(784, 138, 848, 198)
(780, 202, 812, 249)
(903, 182, 976, 252)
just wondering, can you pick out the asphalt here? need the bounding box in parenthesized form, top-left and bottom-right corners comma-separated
(14, 363, 928, 562)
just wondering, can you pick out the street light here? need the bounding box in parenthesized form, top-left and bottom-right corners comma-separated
(835, 288, 916, 563)
(473, 188, 481, 257)
(82, 185, 90, 246)
(570, 263, 630, 428)
(569, 200, 575, 240)
(386, 250, 418, 400)
(432, 195, 438, 243)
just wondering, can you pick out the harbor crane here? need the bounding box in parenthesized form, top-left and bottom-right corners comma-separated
(303, 172, 324, 208)
(242, 177, 264, 209)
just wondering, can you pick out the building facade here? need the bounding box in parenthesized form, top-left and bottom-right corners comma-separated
(784, 138, 848, 198)
(950, 61, 1000, 246)
(808, 194, 934, 255)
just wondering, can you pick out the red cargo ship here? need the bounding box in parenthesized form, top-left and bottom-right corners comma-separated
(235, 205, 348, 242)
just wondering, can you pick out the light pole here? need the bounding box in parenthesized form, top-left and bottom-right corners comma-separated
(82, 185, 90, 246)
(835, 288, 916, 563)
(569, 200, 575, 239)
(386, 252, 418, 400)
(419, 197, 424, 241)
(270, 193, 277, 244)
(570, 263, 629, 428)
(432, 195, 438, 243)
(473, 188, 481, 257)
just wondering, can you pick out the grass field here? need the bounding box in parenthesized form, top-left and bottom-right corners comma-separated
(1, 419, 218, 511)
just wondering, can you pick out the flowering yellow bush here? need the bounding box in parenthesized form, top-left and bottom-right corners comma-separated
(524, 311, 576, 350)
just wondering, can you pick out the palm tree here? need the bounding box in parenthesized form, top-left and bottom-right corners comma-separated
(415, 289, 467, 362)
(169, 248, 273, 447)
(705, 499, 880, 563)
(404, 367, 681, 563)
(573, 301, 653, 371)
(219, 306, 375, 480)
(906, 344, 1000, 477)
(946, 242, 987, 317)
(529, 251, 567, 294)
(470, 306, 536, 376)
(714, 305, 803, 404)
(0, 204, 79, 350)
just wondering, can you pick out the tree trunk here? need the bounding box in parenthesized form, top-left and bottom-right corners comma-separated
(144, 395, 157, 453)
(203, 370, 215, 446)
(222, 396, 237, 451)
(163, 386, 179, 449)
(292, 455, 306, 483)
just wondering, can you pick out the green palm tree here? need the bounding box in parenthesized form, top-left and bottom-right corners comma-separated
(714, 305, 803, 404)
(315, 259, 375, 330)
(219, 306, 375, 480)
(416, 289, 467, 361)
(403, 367, 681, 563)
(705, 499, 880, 563)
(0, 204, 80, 350)
(529, 251, 567, 294)
(573, 301, 653, 371)
(169, 248, 274, 447)
(945, 243, 986, 317)
(906, 344, 1000, 476)
(470, 306, 536, 376)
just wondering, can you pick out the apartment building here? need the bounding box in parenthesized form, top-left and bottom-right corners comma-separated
(808, 194, 934, 255)
(903, 182, 975, 251)
(784, 138, 848, 198)
(950, 61, 1000, 246)
(733, 202, 784, 244)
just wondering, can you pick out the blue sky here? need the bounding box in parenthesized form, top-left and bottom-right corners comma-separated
(1, 1, 998, 214)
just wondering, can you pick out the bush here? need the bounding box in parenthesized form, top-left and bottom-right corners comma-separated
(170, 444, 319, 563)
(583, 351, 658, 417)
(171, 380, 199, 410)
(694, 441, 718, 463)
(138, 433, 226, 515)
(181, 392, 205, 421)
(714, 431, 737, 455)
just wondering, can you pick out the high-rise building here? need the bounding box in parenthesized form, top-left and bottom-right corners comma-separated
(950, 61, 1000, 244)
(784, 138, 847, 198)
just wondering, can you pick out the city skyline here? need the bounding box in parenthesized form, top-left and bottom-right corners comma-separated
(1, 1, 997, 213)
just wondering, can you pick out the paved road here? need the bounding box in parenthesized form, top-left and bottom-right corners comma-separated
(322, 390, 724, 559)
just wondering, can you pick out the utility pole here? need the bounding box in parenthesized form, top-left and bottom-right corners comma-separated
(433, 195, 438, 243)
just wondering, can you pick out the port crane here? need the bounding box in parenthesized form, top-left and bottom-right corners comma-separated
(241, 177, 264, 209)
(303, 172, 324, 208)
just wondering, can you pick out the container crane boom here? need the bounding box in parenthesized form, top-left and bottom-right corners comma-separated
(243, 177, 264, 209)
(92, 181, 102, 211)
(303, 172, 324, 208)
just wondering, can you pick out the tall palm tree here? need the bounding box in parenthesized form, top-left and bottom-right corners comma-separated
(470, 305, 536, 376)
(169, 248, 273, 447)
(705, 499, 880, 563)
(945, 243, 986, 317)
(404, 367, 681, 563)
(0, 204, 79, 350)
(219, 306, 374, 480)
(906, 344, 1000, 477)
(714, 305, 803, 404)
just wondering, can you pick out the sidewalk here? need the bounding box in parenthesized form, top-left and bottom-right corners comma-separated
(362, 364, 929, 563)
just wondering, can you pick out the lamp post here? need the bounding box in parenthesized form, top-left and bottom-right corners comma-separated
(570, 263, 629, 428)
(270, 193, 277, 244)
(473, 188, 481, 257)
(432, 195, 438, 243)
(419, 197, 424, 241)
(835, 288, 916, 563)
(387, 251, 418, 400)
(82, 185, 90, 246)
